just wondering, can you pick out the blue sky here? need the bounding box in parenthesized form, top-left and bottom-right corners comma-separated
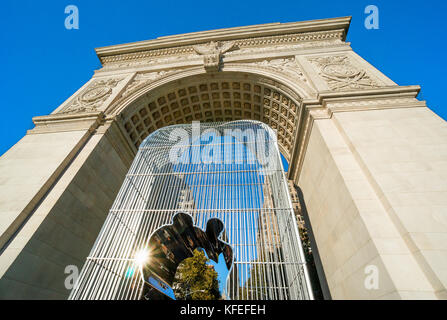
(1, 0, 446, 156)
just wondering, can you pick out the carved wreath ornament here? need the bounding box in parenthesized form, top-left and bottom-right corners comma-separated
(59, 78, 122, 114)
(309, 55, 379, 91)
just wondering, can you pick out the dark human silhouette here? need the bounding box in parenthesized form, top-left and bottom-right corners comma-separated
(140, 212, 233, 300)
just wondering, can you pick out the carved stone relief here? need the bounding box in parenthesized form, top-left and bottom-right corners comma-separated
(98, 39, 345, 73)
(59, 78, 123, 114)
(243, 58, 308, 84)
(192, 41, 237, 72)
(120, 70, 178, 99)
(226, 38, 344, 57)
(94, 31, 347, 76)
(309, 55, 380, 91)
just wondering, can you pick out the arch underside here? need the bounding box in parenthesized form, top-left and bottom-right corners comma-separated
(117, 72, 304, 162)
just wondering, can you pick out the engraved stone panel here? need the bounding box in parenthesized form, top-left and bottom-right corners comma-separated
(59, 78, 123, 114)
(309, 55, 380, 91)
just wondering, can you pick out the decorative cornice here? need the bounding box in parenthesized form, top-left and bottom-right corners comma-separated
(98, 31, 346, 66)
(289, 85, 425, 181)
(225, 38, 346, 58)
(99, 30, 346, 66)
(29, 112, 105, 134)
(96, 17, 351, 65)
(97, 36, 348, 74)
(300, 85, 423, 116)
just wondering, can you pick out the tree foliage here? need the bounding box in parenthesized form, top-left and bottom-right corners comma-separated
(173, 249, 221, 300)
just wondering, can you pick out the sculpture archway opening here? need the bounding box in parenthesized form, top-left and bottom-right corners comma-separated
(69, 120, 314, 300)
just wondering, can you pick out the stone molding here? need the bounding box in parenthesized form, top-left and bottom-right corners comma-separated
(235, 57, 309, 85)
(98, 31, 346, 68)
(96, 38, 350, 75)
(96, 17, 351, 65)
(318, 85, 423, 113)
(29, 112, 105, 135)
(105, 58, 316, 107)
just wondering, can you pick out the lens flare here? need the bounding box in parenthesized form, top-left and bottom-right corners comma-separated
(134, 249, 149, 266)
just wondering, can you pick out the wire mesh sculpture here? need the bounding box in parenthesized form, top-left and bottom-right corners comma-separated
(69, 120, 313, 300)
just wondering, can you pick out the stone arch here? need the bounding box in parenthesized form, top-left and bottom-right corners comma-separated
(112, 69, 312, 163)
(2, 17, 445, 300)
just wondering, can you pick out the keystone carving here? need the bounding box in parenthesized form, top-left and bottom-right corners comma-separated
(192, 41, 237, 72)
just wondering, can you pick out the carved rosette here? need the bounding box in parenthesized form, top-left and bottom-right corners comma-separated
(309, 55, 380, 91)
(59, 78, 123, 114)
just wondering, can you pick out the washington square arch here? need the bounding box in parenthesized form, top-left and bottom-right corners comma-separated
(0, 16, 447, 300)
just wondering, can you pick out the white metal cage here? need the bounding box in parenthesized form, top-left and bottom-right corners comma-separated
(69, 120, 313, 300)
